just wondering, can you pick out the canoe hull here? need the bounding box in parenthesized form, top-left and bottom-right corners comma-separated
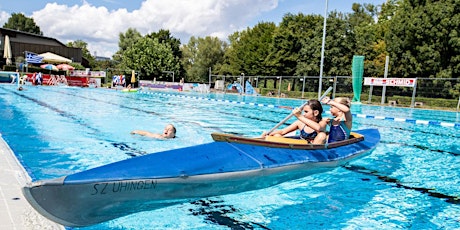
(23, 129, 380, 227)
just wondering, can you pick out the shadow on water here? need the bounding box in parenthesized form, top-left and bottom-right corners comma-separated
(111, 142, 147, 157)
(379, 140, 460, 156)
(344, 164, 460, 205)
(190, 198, 270, 230)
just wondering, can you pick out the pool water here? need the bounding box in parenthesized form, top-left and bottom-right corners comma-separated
(0, 84, 459, 229)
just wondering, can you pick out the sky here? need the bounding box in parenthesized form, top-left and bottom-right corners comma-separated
(0, 0, 387, 58)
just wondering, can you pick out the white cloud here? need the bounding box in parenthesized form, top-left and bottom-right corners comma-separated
(0, 11, 10, 26)
(22, 0, 279, 58)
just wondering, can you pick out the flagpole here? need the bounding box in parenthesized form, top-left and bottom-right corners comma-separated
(25, 52, 28, 76)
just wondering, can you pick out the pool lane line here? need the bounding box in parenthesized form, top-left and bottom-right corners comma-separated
(1, 87, 146, 158)
(45, 87, 288, 133)
(140, 91, 460, 128)
(46, 88, 236, 132)
(105, 89, 459, 137)
(352, 113, 459, 128)
(138, 90, 459, 138)
(345, 164, 460, 205)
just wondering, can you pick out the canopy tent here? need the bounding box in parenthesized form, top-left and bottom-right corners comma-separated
(39, 52, 72, 64)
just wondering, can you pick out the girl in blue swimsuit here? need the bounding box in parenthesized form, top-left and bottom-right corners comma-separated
(263, 99, 327, 144)
(321, 97, 352, 143)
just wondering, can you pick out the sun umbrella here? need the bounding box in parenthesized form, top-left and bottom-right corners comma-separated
(40, 64, 59, 71)
(131, 70, 136, 85)
(56, 63, 75, 70)
(3, 35, 12, 65)
(38, 52, 72, 64)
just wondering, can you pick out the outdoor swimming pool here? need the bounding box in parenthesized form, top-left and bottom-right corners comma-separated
(0, 84, 459, 229)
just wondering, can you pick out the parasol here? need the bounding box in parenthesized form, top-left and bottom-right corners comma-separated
(57, 63, 75, 70)
(131, 70, 136, 85)
(3, 35, 12, 65)
(40, 64, 59, 71)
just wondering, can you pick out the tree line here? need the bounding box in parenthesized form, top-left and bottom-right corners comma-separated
(3, 0, 459, 98)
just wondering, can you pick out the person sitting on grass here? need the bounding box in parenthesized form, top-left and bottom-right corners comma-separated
(131, 124, 176, 139)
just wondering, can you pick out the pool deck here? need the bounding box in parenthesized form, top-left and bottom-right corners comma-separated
(0, 135, 64, 230)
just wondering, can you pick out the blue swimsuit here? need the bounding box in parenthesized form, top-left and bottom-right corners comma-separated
(299, 125, 318, 141)
(327, 120, 350, 143)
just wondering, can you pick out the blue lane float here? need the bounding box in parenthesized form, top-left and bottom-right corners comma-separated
(139, 91, 460, 128)
(353, 113, 459, 128)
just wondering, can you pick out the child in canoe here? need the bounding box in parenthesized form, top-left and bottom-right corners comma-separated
(263, 99, 327, 144)
(321, 97, 352, 143)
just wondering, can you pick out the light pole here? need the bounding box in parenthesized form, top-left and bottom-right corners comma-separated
(277, 76, 282, 96)
(318, 0, 328, 100)
(301, 76, 305, 98)
(240, 73, 245, 93)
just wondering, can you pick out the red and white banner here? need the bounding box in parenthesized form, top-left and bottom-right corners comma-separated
(69, 70, 106, 78)
(364, 77, 417, 87)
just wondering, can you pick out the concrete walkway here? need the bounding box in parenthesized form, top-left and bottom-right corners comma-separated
(0, 135, 63, 230)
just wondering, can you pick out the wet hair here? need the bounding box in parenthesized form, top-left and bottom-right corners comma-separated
(306, 99, 323, 122)
(167, 124, 177, 137)
(334, 97, 351, 108)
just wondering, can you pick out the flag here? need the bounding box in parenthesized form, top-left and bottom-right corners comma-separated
(25, 51, 43, 64)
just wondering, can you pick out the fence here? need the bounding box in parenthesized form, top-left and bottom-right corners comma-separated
(210, 75, 460, 111)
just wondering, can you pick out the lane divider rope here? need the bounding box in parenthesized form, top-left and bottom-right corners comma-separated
(138, 91, 460, 128)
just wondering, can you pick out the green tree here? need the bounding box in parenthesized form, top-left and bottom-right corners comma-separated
(242, 22, 276, 76)
(385, 0, 460, 98)
(269, 13, 321, 76)
(222, 22, 276, 76)
(323, 11, 355, 76)
(220, 32, 244, 76)
(113, 28, 142, 62)
(121, 36, 179, 81)
(67, 40, 96, 68)
(147, 29, 182, 58)
(2, 13, 43, 35)
(181, 36, 226, 82)
(348, 3, 386, 78)
(279, 14, 320, 77)
(147, 29, 185, 79)
(296, 12, 354, 76)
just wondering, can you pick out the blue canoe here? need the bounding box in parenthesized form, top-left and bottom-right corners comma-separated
(23, 128, 380, 227)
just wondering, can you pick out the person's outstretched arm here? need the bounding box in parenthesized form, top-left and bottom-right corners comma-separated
(131, 130, 163, 139)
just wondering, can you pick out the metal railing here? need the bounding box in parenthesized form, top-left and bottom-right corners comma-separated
(210, 75, 460, 111)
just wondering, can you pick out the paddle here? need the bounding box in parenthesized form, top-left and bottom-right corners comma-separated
(266, 86, 333, 135)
